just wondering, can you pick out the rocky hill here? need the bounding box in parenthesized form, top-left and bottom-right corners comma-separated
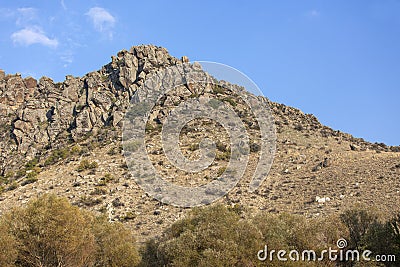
(0, 45, 399, 242)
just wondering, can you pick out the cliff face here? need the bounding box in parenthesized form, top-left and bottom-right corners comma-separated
(0, 45, 182, 173)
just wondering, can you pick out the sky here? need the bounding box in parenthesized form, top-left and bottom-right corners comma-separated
(0, 0, 399, 146)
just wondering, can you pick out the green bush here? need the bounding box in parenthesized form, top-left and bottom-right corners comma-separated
(6, 181, 18, 191)
(0, 221, 18, 267)
(0, 194, 141, 267)
(25, 158, 39, 170)
(212, 85, 225, 94)
(340, 208, 378, 250)
(141, 206, 351, 267)
(78, 195, 103, 207)
(44, 148, 70, 166)
(223, 97, 237, 107)
(1, 194, 96, 267)
(141, 205, 263, 266)
(0, 195, 398, 267)
(92, 216, 141, 267)
(362, 214, 400, 265)
(0, 175, 8, 186)
(77, 159, 98, 172)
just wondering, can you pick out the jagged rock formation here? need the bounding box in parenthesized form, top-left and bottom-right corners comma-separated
(0, 45, 183, 174)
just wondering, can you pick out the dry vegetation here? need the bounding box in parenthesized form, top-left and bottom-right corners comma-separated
(0, 195, 398, 267)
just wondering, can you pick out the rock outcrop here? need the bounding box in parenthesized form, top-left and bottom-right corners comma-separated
(0, 45, 180, 174)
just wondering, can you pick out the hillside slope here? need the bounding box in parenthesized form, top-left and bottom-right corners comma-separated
(0, 45, 399, 242)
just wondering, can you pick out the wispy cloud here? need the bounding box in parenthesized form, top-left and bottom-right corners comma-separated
(0, 8, 15, 20)
(307, 9, 321, 18)
(61, 0, 67, 11)
(86, 7, 116, 39)
(11, 27, 58, 48)
(16, 7, 37, 26)
(60, 50, 74, 67)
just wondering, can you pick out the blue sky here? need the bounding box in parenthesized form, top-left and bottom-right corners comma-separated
(0, 1, 399, 146)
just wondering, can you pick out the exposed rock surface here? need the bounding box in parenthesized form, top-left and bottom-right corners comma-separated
(0, 45, 180, 173)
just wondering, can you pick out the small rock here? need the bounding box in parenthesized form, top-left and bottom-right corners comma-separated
(322, 157, 331, 167)
(350, 144, 359, 151)
(315, 196, 330, 203)
(112, 198, 124, 207)
(153, 209, 161, 215)
(268, 208, 278, 213)
(312, 165, 322, 172)
(181, 56, 189, 63)
(270, 195, 279, 201)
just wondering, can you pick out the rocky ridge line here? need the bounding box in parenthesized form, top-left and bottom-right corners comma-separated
(0, 44, 398, 176)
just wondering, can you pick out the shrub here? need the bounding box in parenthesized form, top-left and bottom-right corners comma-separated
(21, 176, 38, 186)
(107, 145, 122, 156)
(1, 194, 96, 267)
(212, 85, 225, 94)
(71, 144, 83, 155)
(96, 174, 115, 186)
(44, 148, 70, 166)
(25, 157, 39, 170)
(0, 194, 141, 267)
(77, 159, 98, 172)
(340, 208, 378, 250)
(141, 205, 263, 266)
(6, 181, 18, 191)
(215, 151, 230, 161)
(0, 175, 8, 186)
(251, 212, 330, 266)
(21, 167, 41, 186)
(78, 195, 103, 207)
(0, 220, 18, 267)
(93, 216, 141, 267)
(142, 205, 350, 267)
(15, 168, 27, 179)
(223, 97, 237, 107)
(362, 214, 400, 265)
(91, 187, 107, 195)
(216, 167, 226, 177)
(188, 143, 198, 151)
(216, 141, 227, 152)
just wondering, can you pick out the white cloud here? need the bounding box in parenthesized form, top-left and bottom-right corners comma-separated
(86, 7, 115, 38)
(11, 27, 58, 48)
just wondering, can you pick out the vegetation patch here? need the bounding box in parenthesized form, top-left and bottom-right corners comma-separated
(77, 159, 98, 172)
